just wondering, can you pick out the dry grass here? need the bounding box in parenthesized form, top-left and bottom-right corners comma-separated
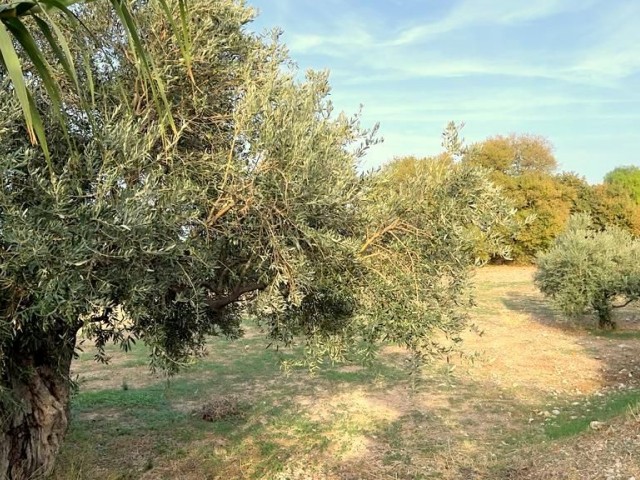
(54, 265, 640, 479)
(501, 413, 640, 480)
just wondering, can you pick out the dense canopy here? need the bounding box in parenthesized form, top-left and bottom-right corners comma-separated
(0, 1, 515, 477)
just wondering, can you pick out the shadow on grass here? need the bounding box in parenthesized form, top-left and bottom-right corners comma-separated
(504, 290, 640, 334)
(56, 343, 640, 480)
(502, 290, 596, 332)
(56, 335, 417, 478)
(55, 288, 640, 480)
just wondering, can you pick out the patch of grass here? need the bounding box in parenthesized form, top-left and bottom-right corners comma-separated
(318, 361, 407, 386)
(588, 329, 640, 340)
(73, 385, 170, 411)
(545, 389, 640, 440)
(55, 267, 640, 479)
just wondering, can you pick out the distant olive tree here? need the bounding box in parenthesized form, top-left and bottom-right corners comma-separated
(535, 214, 640, 328)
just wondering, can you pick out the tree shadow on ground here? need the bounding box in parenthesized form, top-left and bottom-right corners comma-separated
(55, 345, 546, 480)
(503, 290, 640, 334)
(503, 290, 640, 394)
(501, 290, 590, 332)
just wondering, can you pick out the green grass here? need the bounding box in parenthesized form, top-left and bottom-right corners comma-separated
(544, 389, 640, 440)
(54, 267, 640, 479)
(67, 330, 640, 477)
(588, 329, 640, 340)
(59, 332, 411, 479)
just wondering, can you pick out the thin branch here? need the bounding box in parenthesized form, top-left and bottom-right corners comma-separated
(359, 218, 400, 255)
(612, 298, 635, 309)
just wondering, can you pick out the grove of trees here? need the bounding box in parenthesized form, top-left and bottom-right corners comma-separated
(461, 134, 640, 263)
(2, 1, 639, 478)
(0, 1, 515, 478)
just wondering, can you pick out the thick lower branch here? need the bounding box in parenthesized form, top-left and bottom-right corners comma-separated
(205, 282, 267, 311)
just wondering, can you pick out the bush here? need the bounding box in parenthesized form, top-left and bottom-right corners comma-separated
(535, 214, 640, 328)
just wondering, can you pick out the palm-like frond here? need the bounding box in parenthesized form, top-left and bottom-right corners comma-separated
(0, 0, 185, 159)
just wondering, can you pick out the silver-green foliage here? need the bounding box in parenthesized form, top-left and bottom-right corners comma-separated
(0, 4, 519, 473)
(535, 214, 640, 328)
(0, 0, 515, 396)
(354, 156, 515, 358)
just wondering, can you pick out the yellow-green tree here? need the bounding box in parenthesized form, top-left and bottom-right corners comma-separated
(462, 134, 563, 262)
(604, 166, 640, 204)
(464, 133, 557, 176)
(463, 135, 640, 263)
(589, 184, 640, 235)
(498, 172, 575, 262)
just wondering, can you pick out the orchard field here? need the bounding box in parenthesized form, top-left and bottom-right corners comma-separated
(53, 266, 640, 480)
(2, 2, 640, 478)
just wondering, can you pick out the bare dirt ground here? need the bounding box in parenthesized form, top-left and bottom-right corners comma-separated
(56, 266, 640, 480)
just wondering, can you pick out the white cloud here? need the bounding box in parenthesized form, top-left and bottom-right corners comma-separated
(249, 0, 640, 183)
(279, 1, 637, 87)
(287, 27, 373, 55)
(331, 54, 622, 88)
(388, 0, 598, 46)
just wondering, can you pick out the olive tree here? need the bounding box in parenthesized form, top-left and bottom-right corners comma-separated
(535, 214, 640, 328)
(1, 1, 514, 477)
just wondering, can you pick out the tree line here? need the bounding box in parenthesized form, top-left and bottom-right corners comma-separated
(462, 133, 640, 263)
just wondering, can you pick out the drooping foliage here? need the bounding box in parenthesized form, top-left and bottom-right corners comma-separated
(535, 214, 640, 328)
(355, 155, 515, 355)
(0, 1, 514, 477)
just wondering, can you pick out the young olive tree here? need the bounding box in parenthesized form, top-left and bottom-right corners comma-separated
(0, 1, 514, 477)
(535, 214, 640, 328)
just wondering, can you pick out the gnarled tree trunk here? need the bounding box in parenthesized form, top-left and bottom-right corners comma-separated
(1, 329, 76, 480)
(595, 298, 616, 330)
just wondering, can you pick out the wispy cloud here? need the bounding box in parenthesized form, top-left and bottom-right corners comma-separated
(279, 0, 634, 87)
(250, 0, 640, 182)
(570, 2, 640, 82)
(388, 0, 598, 46)
(287, 27, 373, 55)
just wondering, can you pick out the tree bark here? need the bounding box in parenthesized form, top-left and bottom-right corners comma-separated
(595, 300, 616, 330)
(0, 331, 76, 480)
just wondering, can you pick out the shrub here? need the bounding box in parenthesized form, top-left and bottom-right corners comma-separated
(535, 214, 640, 328)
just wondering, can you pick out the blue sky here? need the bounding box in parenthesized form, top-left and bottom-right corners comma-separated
(248, 0, 639, 183)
